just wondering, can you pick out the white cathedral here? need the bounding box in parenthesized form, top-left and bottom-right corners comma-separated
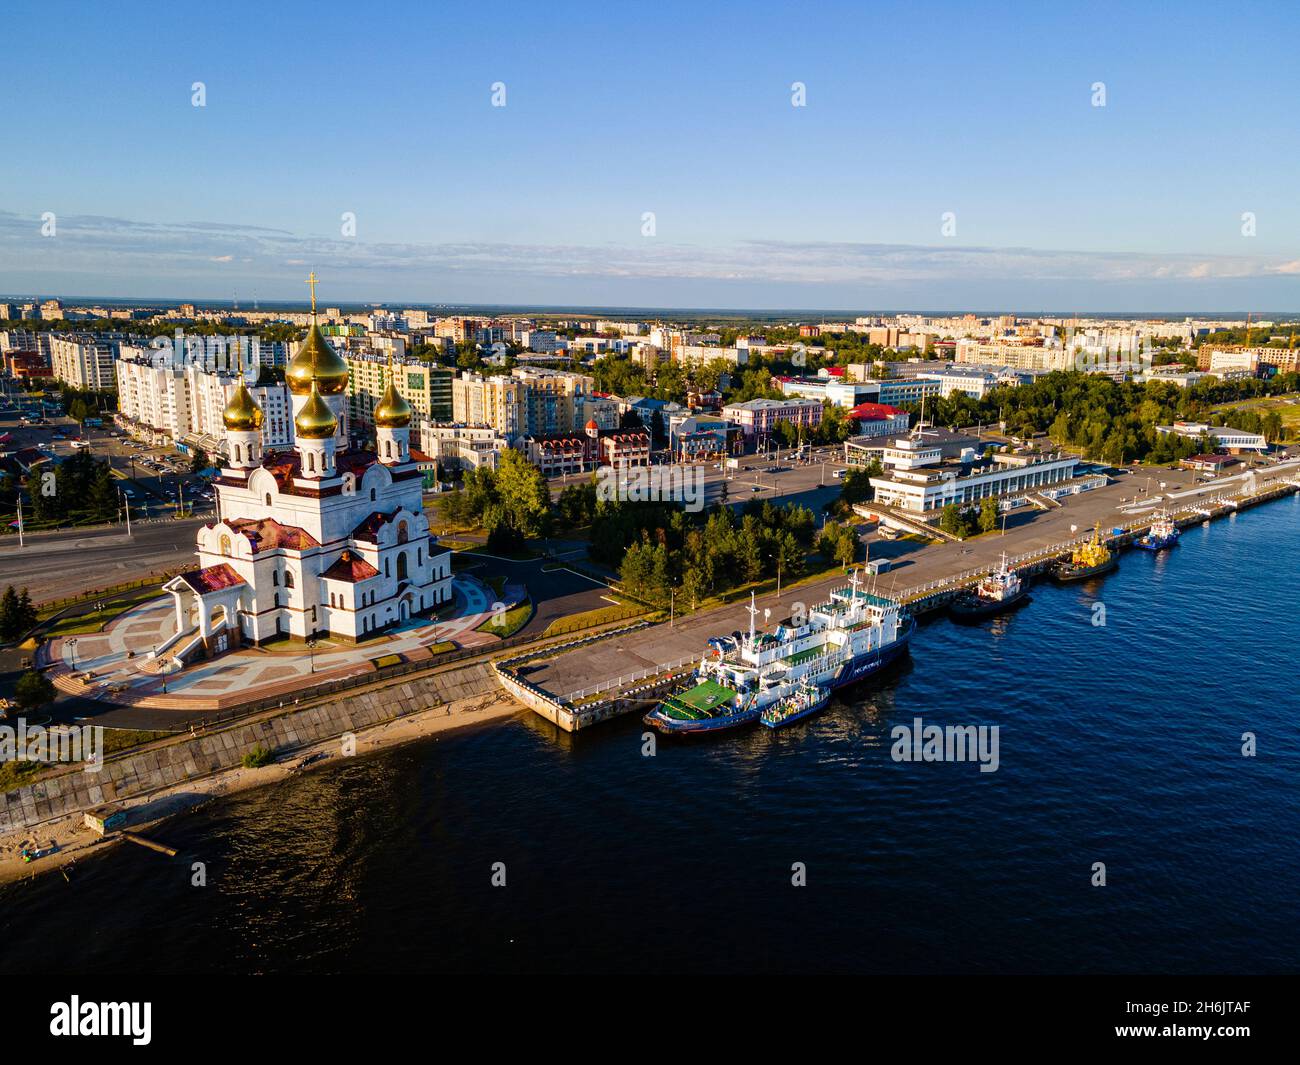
(164, 285, 452, 658)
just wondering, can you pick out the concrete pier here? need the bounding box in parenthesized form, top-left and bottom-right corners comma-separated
(505, 459, 1300, 730)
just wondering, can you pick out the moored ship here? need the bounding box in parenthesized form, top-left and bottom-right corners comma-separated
(644, 571, 913, 735)
(949, 552, 1029, 621)
(1135, 510, 1180, 551)
(1052, 525, 1118, 582)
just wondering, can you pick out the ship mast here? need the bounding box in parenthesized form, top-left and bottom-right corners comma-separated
(747, 591, 758, 649)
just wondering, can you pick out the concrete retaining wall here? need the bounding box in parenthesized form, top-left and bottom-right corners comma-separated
(0, 662, 499, 834)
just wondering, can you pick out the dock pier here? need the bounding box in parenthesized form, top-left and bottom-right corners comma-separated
(498, 468, 1300, 732)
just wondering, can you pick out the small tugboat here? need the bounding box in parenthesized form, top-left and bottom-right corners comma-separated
(1052, 524, 1118, 583)
(1135, 509, 1180, 551)
(642, 678, 759, 734)
(949, 553, 1029, 621)
(760, 680, 831, 729)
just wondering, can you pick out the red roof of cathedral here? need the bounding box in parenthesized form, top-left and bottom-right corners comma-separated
(321, 550, 380, 583)
(257, 448, 380, 491)
(228, 517, 320, 553)
(179, 563, 245, 594)
(349, 509, 414, 544)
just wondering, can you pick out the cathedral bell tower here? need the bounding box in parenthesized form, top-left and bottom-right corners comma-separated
(374, 353, 413, 465)
(287, 271, 349, 447)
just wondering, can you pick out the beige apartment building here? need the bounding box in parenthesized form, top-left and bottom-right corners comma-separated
(451, 366, 595, 445)
(1198, 346, 1299, 374)
(346, 352, 454, 431)
(954, 338, 1072, 372)
(50, 335, 117, 389)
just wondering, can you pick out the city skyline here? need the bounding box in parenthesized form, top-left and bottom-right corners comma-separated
(6, 0, 1300, 308)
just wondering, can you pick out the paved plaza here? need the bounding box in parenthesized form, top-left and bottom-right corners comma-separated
(42, 575, 510, 710)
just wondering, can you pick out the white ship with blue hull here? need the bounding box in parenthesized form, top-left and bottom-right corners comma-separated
(645, 571, 913, 734)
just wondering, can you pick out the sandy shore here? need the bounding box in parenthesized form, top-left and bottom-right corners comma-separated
(0, 690, 525, 887)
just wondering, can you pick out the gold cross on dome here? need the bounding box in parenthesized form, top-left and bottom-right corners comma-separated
(305, 272, 319, 315)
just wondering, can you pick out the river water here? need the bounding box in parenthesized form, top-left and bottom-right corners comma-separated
(3, 497, 1298, 974)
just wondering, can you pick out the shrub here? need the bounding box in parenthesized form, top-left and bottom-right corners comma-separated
(241, 743, 275, 768)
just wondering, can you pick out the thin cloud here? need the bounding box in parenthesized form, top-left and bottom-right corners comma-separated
(0, 210, 1297, 300)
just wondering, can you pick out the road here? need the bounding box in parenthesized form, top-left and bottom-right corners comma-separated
(0, 518, 203, 601)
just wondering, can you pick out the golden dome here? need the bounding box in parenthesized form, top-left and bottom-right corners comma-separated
(222, 382, 264, 432)
(287, 323, 350, 395)
(294, 383, 339, 440)
(373, 378, 412, 428)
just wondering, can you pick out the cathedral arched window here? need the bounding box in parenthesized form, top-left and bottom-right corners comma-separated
(219, 534, 231, 557)
(370, 488, 377, 502)
(384, 558, 390, 579)
(265, 493, 272, 506)
(397, 552, 408, 581)
(397, 521, 408, 544)
(284, 570, 295, 589)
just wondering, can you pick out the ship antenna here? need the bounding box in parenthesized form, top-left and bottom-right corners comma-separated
(747, 591, 758, 648)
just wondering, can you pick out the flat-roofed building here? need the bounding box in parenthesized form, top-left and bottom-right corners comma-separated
(1157, 420, 1267, 453)
(868, 435, 1080, 515)
(50, 335, 116, 389)
(721, 397, 823, 442)
(420, 423, 508, 471)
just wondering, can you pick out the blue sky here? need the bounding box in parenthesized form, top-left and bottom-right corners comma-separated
(4, 0, 1300, 310)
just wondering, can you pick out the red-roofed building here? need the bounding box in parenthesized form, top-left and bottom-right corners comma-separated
(847, 403, 910, 439)
(525, 421, 651, 477)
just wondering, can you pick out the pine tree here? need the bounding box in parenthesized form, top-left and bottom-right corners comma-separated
(0, 585, 19, 640)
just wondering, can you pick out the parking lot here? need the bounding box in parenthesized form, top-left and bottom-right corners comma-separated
(1, 402, 216, 519)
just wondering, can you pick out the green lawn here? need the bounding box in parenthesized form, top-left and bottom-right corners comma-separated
(477, 601, 533, 638)
(542, 601, 647, 636)
(1211, 393, 1300, 438)
(0, 728, 172, 793)
(41, 589, 164, 637)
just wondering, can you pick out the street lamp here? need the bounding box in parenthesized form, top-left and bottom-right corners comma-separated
(67, 638, 78, 672)
(307, 636, 317, 674)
